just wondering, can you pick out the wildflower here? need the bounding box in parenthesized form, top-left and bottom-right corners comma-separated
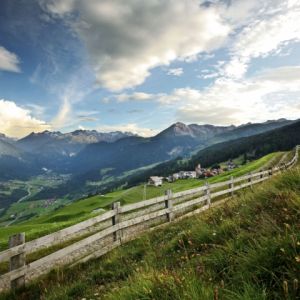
(212, 232, 217, 236)
(295, 256, 300, 263)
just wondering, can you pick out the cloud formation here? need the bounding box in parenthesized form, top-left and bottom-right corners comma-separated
(116, 92, 153, 103)
(113, 65, 300, 125)
(40, 0, 230, 91)
(221, 0, 300, 79)
(0, 46, 21, 72)
(97, 123, 158, 137)
(167, 68, 183, 76)
(0, 100, 50, 138)
(175, 66, 300, 124)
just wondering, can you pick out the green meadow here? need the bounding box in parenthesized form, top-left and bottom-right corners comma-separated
(0, 151, 284, 250)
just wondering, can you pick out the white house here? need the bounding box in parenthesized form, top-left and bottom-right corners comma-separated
(172, 173, 180, 180)
(186, 171, 197, 179)
(178, 171, 197, 179)
(148, 176, 163, 187)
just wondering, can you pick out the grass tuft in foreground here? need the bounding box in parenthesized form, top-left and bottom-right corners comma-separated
(1, 168, 299, 300)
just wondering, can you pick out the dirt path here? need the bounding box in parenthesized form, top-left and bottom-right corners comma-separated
(17, 185, 32, 203)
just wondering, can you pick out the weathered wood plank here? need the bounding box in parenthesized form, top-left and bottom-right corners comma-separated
(165, 190, 174, 222)
(209, 179, 232, 189)
(9, 233, 25, 290)
(173, 195, 207, 211)
(233, 174, 252, 183)
(0, 224, 119, 286)
(172, 185, 206, 198)
(211, 188, 232, 198)
(112, 202, 121, 242)
(119, 208, 169, 229)
(120, 195, 166, 213)
(0, 210, 116, 262)
(205, 182, 211, 206)
(229, 176, 234, 197)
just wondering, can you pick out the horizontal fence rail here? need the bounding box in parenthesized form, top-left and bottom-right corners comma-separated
(0, 146, 298, 292)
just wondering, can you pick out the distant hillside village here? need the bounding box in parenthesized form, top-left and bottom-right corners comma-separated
(148, 160, 237, 187)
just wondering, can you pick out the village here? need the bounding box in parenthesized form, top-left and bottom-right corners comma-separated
(148, 160, 237, 187)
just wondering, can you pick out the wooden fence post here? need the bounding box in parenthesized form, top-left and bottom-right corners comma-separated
(165, 189, 173, 222)
(260, 170, 263, 179)
(9, 233, 25, 290)
(229, 176, 234, 197)
(205, 181, 211, 207)
(269, 168, 273, 177)
(112, 202, 121, 242)
(248, 172, 252, 187)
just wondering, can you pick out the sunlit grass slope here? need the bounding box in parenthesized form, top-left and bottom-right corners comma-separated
(1, 163, 299, 300)
(0, 152, 280, 250)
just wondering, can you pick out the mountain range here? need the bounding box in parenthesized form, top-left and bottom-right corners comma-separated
(0, 118, 299, 209)
(0, 118, 295, 180)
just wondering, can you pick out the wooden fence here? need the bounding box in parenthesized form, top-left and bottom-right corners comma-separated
(0, 146, 298, 292)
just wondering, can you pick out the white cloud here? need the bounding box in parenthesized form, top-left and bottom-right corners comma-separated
(198, 72, 219, 79)
(256, 65, 300, 82)
(167, 68, 183, 76)
(50, 65, 95, 129)
(174, 66, 300, 124)
(222, 57, 249, 79)
(0, 100, 50, 138)
(112, 65, 300, 125)
(0, 46, 21, 73)
(51, 96, 71, 129)
(40, 0, 230, 91)
(97, 123, 158, 137)
(43, 0, 75, 15)
(116, 92, 153, 102)
(25, 104, 47, 119)
(222, 0, 300, 79)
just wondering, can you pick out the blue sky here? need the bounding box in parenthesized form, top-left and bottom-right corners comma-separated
(0, 0, 300, 138)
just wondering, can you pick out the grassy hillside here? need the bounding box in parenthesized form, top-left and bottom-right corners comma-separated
(0, 152, 281, 250)
(1, 163, 299, 300)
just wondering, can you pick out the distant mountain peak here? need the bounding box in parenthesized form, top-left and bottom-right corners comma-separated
(158, 122, 193, 137)
(264, 118, 287, 124)
(174, 121, 186, 127)
(172, 122, 192, 135)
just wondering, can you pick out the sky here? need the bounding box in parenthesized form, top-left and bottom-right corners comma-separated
(0, 0, 300, 138)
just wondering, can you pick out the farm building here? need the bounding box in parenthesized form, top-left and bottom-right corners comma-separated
(148, 176, 163, 187)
